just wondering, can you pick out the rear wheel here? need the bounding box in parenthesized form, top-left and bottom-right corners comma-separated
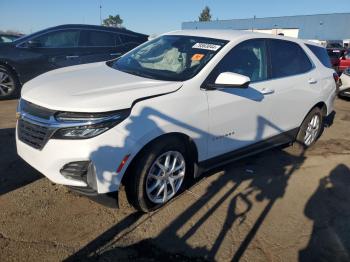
(0, 65, 20, 100)
(295, 107, 324, 148)
(125, 137, 191, 212)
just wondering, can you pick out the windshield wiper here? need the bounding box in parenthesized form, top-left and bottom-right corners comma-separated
(119, 68, 158, 80)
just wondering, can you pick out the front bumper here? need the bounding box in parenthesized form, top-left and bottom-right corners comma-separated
(67, 186, 119, 208)
(16, 123, 138, 194)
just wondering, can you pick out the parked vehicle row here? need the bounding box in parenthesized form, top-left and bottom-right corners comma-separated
(0, 24, 148, 99)
(339, 68, 350, 98)
(327, 48, 350, 74)
(16, 30, 336, 212)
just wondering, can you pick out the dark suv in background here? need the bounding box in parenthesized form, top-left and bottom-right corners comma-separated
(0, 24, 148, 99)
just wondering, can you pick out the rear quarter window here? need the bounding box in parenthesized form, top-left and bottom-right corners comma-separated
(306, 44, 332, 68)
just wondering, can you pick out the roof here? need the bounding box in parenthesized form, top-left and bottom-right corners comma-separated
(163, 29, 320, 47)
(51, 24, 147, 37)
(164, 29, 254, 41)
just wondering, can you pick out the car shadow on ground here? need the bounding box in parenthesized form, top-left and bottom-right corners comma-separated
(64, 104, 341, 261)
(0, 128, 42, 196)
(65, 144, 307, 261)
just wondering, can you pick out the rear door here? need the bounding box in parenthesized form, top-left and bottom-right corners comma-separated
(78, 30, 123, 64)
(118, 34, 146, 54)
(264, 39, 319, 132)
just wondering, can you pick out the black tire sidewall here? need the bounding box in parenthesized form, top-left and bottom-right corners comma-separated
(127, 137, 192, 212)
(0, 65, 20, 100)
(296, 107, 323, 148)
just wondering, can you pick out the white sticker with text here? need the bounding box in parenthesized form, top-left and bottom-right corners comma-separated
(192, 43, 221, 51)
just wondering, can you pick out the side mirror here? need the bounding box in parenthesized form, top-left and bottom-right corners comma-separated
(27, 40, 41, 48)
(214, 72, 250, 88)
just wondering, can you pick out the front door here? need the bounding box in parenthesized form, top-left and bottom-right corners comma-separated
(205, 39, 279, 158)
(19, 29, 82, 80)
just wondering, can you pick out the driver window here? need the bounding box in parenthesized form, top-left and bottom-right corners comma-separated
(210, 39, 268, 83)
(30, 30, 80, 48)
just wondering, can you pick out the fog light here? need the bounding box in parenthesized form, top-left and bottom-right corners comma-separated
(60, 161, 91, 182)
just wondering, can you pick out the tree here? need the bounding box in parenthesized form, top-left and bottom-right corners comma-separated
(102, 15, 123, 28)
(199, 6, 212, 22)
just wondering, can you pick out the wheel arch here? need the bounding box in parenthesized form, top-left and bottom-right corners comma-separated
(121, 132, 199, 186)
(299, 101, 327, 128)
(314, 101, 327, 116)
(0, 60, 21, 85)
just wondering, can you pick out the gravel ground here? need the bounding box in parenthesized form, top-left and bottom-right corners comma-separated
(0, 98, 350, 262)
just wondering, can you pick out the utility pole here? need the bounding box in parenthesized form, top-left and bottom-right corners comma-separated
(252, 15, 256, 32)
(99, 5, 102, 25)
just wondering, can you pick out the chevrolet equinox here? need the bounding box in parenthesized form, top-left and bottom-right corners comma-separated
(16, 30, 336, 212)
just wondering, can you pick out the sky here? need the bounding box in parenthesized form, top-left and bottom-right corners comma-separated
(0, 0, 349, 35)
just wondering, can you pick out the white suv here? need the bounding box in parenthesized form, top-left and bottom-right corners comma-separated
(16, 30, 336, 212)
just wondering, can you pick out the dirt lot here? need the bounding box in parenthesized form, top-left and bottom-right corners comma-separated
(0, 98, 350, 262)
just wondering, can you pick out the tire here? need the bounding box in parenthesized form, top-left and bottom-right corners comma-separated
(0, 65, 20, 100)
(125, 137, 192, 212)
(338, 88, 350, 99)
(295, 107, 324, 149)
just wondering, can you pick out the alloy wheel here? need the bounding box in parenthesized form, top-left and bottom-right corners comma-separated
(146, 151, 186, 204)
(304, 114, 320, 146)
(0, 71, 15, 97)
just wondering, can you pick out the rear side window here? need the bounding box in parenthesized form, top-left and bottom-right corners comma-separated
(85, 30, 116, 47)
(119, 34, 140, 44)
(306, 44, 332, 68)
(269, 39, 313, 78)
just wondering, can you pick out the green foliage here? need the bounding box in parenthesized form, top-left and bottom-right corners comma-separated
(102, 15, 124, 28)
(199, 6, 212, 22)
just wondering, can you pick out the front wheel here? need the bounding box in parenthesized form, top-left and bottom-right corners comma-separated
(125, 137, 191, 212)
(0, 66, 20, 100)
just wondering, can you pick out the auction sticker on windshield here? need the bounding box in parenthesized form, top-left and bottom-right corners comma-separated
(191, 54, 205, 61)
(192, 43, 221, 51)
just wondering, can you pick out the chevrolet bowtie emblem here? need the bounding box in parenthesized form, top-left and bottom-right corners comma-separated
(16, 112, 21, 120)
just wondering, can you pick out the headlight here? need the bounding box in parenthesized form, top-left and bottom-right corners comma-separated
(52, 109, 130, 139)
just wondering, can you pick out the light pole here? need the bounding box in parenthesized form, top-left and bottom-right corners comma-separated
(99, 5, 102, 25)
(252, 15, 256, 32)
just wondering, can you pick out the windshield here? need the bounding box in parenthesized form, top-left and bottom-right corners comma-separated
(110, 35, 228, 81)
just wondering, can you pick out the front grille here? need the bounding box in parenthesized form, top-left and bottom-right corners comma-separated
(17, 119, 53, 150)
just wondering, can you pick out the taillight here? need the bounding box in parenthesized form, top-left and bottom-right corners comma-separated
(333, 72, 341, 93)
(333, 72, 339, 83)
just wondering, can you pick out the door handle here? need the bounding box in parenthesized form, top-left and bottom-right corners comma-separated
(110, 53, 122, 56)
(260, 87, 275, 95)
(308, 78, 318, 84)
(66, 55, 79, 59)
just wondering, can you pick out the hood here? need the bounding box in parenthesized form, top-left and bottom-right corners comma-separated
(21, 62, 182, 112)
